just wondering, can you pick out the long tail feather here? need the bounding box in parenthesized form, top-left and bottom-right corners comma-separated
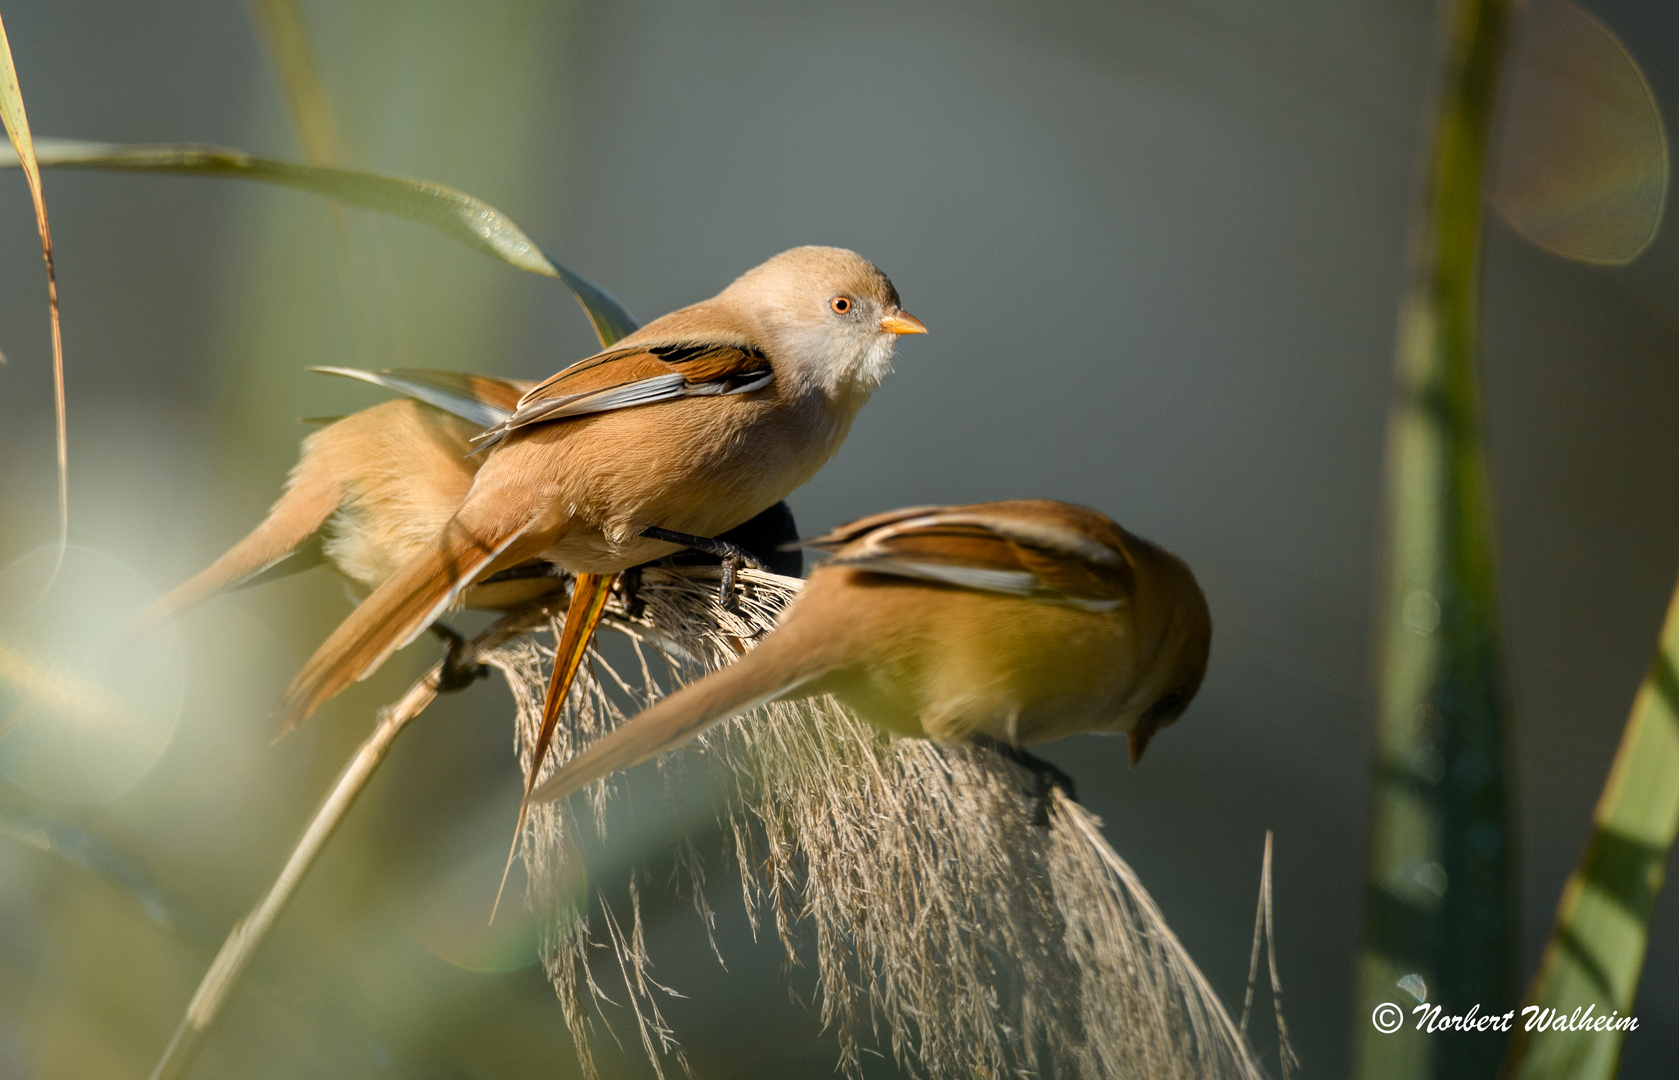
(527, 617, 841, 809)
(130, 459, 342, 637)
(531, 573, 616, 794)
(491, 571, 615, 922)
(273, 519, 523, 734)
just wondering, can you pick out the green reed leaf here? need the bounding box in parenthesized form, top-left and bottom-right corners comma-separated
(0, 139, 638, 348)
(1355, 3, 1520, 1079)
(1501, 577, 1679, 1080)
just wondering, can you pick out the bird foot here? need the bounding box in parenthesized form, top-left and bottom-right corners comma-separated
(640, 526, 767, 609)
(973, 736, 1079, 827)
(618, 564, 646, 619)
(717, 552, 749, 609)
(430, 622, 490, 693)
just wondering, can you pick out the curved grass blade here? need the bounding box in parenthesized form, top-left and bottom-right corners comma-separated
(1500, 574, 1679, 1080)
(550, 257, 639, 347)
(0, 809, 211, 945)
(0, 14, 69, 566)
(0, 139, 638, 347)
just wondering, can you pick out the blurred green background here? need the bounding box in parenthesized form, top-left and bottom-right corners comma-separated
(1, 0, 1676, 1077)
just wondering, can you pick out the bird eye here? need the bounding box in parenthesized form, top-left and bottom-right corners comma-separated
(829, 296, 852, 315)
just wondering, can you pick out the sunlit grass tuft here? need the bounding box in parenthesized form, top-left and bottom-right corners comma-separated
(513, 568, 1265, 1080)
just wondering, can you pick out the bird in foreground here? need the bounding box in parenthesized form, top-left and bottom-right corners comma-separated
(131, 370, 802, 683)
(273, 246, 924, 808)
(523, 499, 1212, 815)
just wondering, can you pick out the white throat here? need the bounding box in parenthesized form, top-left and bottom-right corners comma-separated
(779, 325, 898, 400)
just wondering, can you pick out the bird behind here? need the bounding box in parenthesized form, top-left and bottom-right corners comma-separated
(130, 371, 560, 638)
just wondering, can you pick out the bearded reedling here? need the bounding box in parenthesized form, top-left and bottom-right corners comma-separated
(525, 500, 1211, 815)
(269, 247, 924, 811)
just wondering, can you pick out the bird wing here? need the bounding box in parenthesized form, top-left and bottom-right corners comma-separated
(473, 341, 773, 448)
(310, 366, 534, 427)
(810, 505, 1134, 611)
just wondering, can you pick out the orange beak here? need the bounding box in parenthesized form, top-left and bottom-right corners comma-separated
(879, 310, 928, 336)
(1127, 725, 1155, 768)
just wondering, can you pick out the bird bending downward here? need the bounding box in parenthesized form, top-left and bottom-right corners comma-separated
(273, 247, 924, 800)
(523, 500, 1212, 813)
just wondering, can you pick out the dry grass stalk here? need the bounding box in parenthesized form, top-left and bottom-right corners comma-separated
(512, 566, 1265, 1080)
(146, 604, 551, 1080)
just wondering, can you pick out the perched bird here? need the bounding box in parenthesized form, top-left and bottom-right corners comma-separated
(523, 500, 1212, 813)
(273, 246, 924, 803)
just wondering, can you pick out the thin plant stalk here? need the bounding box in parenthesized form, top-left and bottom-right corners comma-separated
(0, 12, 69, 569)
(1240, 831, 1297, 1079)
(247, 0, 347, 168)
(145, 606, 549, 1080)
(1356, 2, 1520, 1079)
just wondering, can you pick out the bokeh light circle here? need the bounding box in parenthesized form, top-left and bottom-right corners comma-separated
(1492, 0, 1669, 265)
(0, 545, 185, 802)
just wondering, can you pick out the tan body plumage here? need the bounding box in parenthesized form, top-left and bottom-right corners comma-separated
(275, 246, 923, 732)
(132, 375, 564, 632)
(526, 500, 1213, 809)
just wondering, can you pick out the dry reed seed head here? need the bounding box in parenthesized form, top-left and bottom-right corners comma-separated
(496, 566, 1263, 1080)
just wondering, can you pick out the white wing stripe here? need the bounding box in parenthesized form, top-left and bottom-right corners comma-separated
(832, 556, 1125, 611)
(850, 511, 1124, 568)
(837, 558, 1039, 596)
(475, 370, 774, 447)
(521, 372, 689, 423)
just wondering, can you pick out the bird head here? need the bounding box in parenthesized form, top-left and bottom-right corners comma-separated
(1124, 554, 1212, 767)
(725, 246, 926, 398)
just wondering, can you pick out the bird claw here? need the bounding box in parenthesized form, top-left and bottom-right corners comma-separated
(617, 564, 646, 618)
(638, 525, 765, 611)
(718, 552, 749, 610)
(973, 736, 1078, 827)
(430, 622, 490, 693)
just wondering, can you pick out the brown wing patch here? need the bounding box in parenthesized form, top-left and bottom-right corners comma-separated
(799, 505, 946, 553)
(647, 341, 769, 381)
(820, 502, 1134, 607)
(481, 340, 773, 445)
(518, 341, 769, 408)
(516, 346, 684, 405)
(1010, 541, 1130, 604)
